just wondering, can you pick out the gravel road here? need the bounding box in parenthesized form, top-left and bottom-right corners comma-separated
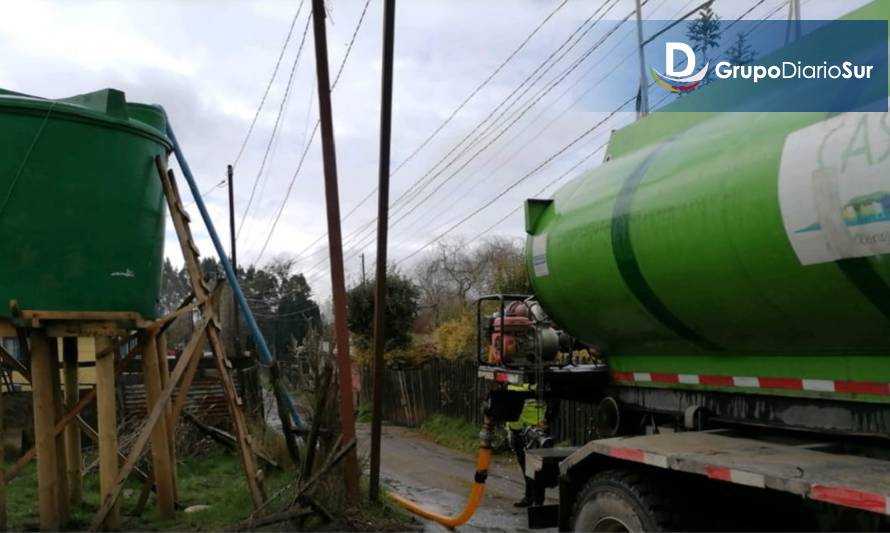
(356, 423, 556, 532)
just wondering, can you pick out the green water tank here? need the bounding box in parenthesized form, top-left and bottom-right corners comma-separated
(0, 89, 170, 320)
(525, 2, 890, 396)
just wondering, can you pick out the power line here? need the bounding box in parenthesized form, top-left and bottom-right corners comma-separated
(287, 0, 574, 263)
(306, 0, 769, 282)
(307, 0, 626, 274)
(465, 138, 611, 244)
(236, 10, 314, 242)
(302, 2, 634, 281)
(346, 0, 700, 266)
(306, 0, 689, 273)
(394, 98, 634, 267)
(232, 0, 306, 169)
(251, 0, 372, 266)
(332, 0, 632, 264)
(375, 0, 622, 232)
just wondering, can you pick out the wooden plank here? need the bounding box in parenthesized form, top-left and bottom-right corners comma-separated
(48, 339, 69, 525)
(140, 332, 176, 519)
(30, 331, 60, 531)
(205, 324, 265, 509)
(0, 348, 6, 531)
(89, 318, 209, 531)
(46, 321, 130, 338)
(95, 336, 119, 530)
(19, 310, 143, 322)
(156, 331, 178, 502)
(62, 337, 82, 505)
(156, 157, 265, 509)
(6, 336, 139, 483)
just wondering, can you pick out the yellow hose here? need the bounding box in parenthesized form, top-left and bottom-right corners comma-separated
(389, 417, 494, 528)
(390, 447, 492, 528)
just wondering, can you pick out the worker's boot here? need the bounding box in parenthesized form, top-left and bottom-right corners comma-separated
(513, 496, 533, 508)
(514, 479, 535, 507)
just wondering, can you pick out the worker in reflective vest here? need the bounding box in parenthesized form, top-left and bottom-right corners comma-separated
(507, 383, 548, 507)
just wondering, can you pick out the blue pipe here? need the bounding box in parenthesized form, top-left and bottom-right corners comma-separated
(164, 118, 304, 429)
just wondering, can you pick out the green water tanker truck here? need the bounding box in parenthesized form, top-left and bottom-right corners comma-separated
(478, 2, 890, 530)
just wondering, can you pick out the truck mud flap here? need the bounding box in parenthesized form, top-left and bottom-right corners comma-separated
(527, 504, 559, 529)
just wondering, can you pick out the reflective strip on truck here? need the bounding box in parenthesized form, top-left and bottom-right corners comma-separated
(594, 438, 890, 517)
(611, 371, 890, 396)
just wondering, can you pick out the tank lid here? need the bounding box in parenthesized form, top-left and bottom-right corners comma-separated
(0, 87, 169, 147)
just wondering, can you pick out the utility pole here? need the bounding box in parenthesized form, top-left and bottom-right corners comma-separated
(361, 253, 366, 285)
(370, 0, 396, 503)
(634, 0, 649, 118)
(227, 165, 240, 352)
(310, 0, 360, 503)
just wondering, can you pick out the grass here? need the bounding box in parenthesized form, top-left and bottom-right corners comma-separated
(418, 414, 485, 454)
(356, 401, 372, 423)
(6, 449, 293, 531)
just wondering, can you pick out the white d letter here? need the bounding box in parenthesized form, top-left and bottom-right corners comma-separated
(666, 42, 696, 78)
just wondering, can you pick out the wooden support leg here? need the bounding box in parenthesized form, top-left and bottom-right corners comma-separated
(156, 332, 177, 501)
(90, 319, 209, 531)
(30, 331, 60, 531)
(62, 337, 82, 505)
(95, 336, 119, 530)
(0, 359, 6, 532)
(140, 333, 175, 520)
(47, 341, 69, 524)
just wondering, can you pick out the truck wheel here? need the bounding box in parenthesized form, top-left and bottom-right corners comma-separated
(571, 469, 672, 532)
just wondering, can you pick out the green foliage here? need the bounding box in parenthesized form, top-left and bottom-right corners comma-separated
(433, 312, 476, 360)
(490, 248, 531, 295)
(726, 32, 755, 66)
(346, 272, 419, 351)
(356, 401, 373, 422)
(352, 337, 437, 368)
(686, 6, 722, 82)
(161, 256, 321, 359)
(419, 414, 484, 454)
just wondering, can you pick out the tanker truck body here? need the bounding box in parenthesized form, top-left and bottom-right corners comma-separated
(477, 2, 890, 530)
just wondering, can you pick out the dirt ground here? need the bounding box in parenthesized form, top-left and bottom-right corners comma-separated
(356, 423, 556, 533)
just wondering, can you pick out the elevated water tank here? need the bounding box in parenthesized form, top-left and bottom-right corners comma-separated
(0, 88, 169, 319)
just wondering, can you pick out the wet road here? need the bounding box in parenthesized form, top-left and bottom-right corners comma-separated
(356, 423, 556, 532)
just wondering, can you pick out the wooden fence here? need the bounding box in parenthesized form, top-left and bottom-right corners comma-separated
(359, 358, 597, 446)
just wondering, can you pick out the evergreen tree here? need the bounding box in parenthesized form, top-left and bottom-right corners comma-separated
(726, 32, 755, 66)
(686, 7, 722, 82)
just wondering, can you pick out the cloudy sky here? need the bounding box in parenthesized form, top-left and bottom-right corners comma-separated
(0, 0, 868, 298)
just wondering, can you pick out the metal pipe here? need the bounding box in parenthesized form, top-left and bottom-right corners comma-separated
(370, 0, 396, 503)
(163, 120, 304, 429)
(309, 0, 361, 503)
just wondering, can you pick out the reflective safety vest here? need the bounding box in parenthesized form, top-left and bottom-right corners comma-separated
(506, 383, 543, 430)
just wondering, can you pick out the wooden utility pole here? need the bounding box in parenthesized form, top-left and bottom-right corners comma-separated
(634, 0, 649, 118)
(370, 0, 396, 503)
(309, 0, 360, 503)
(360, 253, 366, 285)
(227, 164, 240, 351)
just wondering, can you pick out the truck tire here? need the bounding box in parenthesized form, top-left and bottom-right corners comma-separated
(571, 469, 673, 532)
